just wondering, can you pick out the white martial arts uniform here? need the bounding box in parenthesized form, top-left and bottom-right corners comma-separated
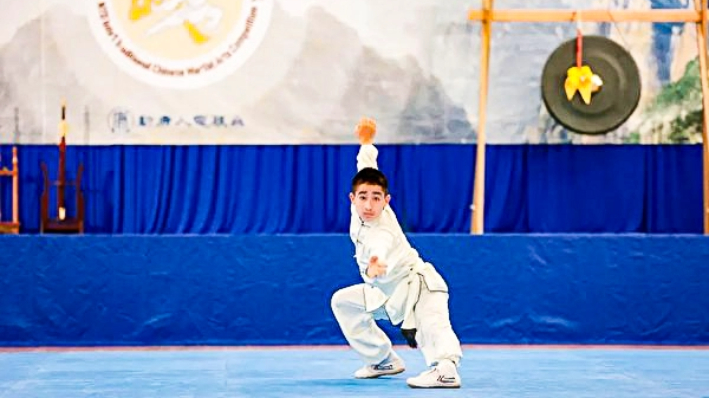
(330, 144, 463, 367)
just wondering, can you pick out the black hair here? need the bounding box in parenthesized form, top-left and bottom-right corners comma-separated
(351, 167, 389, 195)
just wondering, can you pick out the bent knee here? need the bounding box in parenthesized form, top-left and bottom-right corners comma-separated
(330, 288, 351, 312)
(330, 285, 363, 313)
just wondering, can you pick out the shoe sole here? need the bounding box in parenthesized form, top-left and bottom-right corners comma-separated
(355, 368, 406, 379)
(407, 383, 461, 389)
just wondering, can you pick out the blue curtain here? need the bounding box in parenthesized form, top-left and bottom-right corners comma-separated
(0, 144, 703, 234)
(527, 146, 648, 232)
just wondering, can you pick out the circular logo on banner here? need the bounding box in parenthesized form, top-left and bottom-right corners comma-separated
(88, 0, 273, 89)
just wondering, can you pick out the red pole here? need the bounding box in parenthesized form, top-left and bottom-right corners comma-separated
(58, 101, 67, 220)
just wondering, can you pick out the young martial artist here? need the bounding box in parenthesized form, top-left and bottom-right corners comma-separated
(330, 117, 463, 389)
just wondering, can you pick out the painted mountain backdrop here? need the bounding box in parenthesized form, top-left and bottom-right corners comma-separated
(0, 0, 703, 144)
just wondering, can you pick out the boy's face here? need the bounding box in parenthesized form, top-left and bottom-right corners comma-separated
(349, 183, 391, 222)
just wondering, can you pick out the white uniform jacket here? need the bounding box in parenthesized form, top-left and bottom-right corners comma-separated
(350, 144, 448, 329)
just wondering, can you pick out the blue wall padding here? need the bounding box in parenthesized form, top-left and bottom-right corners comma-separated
(0, 144, 703, 234)
(1, 234, 708, 346)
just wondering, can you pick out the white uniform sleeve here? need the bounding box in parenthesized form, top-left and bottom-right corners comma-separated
(360, 268, 376, 284)
(366, 227, 396, 276)
(356, 144, 379, 171)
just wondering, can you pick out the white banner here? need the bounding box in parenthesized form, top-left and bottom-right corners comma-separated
(0, 0, 702, 144)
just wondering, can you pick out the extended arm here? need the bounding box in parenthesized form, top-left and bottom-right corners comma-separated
(355, 117, 379, 171)
(357, 144, 378, 171)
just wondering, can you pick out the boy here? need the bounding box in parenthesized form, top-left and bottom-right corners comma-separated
(330, 117, 463, 389)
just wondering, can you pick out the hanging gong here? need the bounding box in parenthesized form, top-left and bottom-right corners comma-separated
(541, 35, 641, 135)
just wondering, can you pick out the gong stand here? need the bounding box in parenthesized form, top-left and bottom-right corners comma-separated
(468, 2, 709, 235)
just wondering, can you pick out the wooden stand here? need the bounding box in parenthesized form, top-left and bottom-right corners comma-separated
(40, 102, 85, 234)
(468, 5, 709, 235)
(40, 163, 84, 234)
(0, 146, 19, 234)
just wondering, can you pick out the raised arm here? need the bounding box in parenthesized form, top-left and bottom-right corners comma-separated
(355, 117, 379, 171)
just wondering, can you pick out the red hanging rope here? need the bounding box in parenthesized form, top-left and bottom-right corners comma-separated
(576, 27, 583, 67)
(575, 11, 583, 68)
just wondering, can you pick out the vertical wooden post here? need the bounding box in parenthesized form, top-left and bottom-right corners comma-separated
(0, 146, 20, 233)
(12, 146, 18, 226)
(693, 0, 709, 234)
(471, 0, 493, 234)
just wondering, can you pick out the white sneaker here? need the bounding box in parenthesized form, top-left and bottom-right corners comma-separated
(406, 365, 461, 388)
(354, 355, 405, 379)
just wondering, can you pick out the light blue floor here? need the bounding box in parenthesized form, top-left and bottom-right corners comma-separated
(1, 346, 708, 397)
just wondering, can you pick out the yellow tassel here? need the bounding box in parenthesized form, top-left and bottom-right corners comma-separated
(564, 65, 602, 105)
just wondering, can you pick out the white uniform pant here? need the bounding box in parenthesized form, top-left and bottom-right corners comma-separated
(331, 282, 463, 367)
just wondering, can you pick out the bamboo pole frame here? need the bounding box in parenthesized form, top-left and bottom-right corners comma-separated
(470, 0, 493, 235)
(468, 9, 701, 23)
(692, 0, 709, 234)
(468, 6, 709, 235)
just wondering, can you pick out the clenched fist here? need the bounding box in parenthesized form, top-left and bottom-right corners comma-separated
(366, 255, 387, 278)
(355, 117, 377, 145)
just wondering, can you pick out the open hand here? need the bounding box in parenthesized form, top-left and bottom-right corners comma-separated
(366, 255, 387, 278)
(355, 117, 377, 145)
